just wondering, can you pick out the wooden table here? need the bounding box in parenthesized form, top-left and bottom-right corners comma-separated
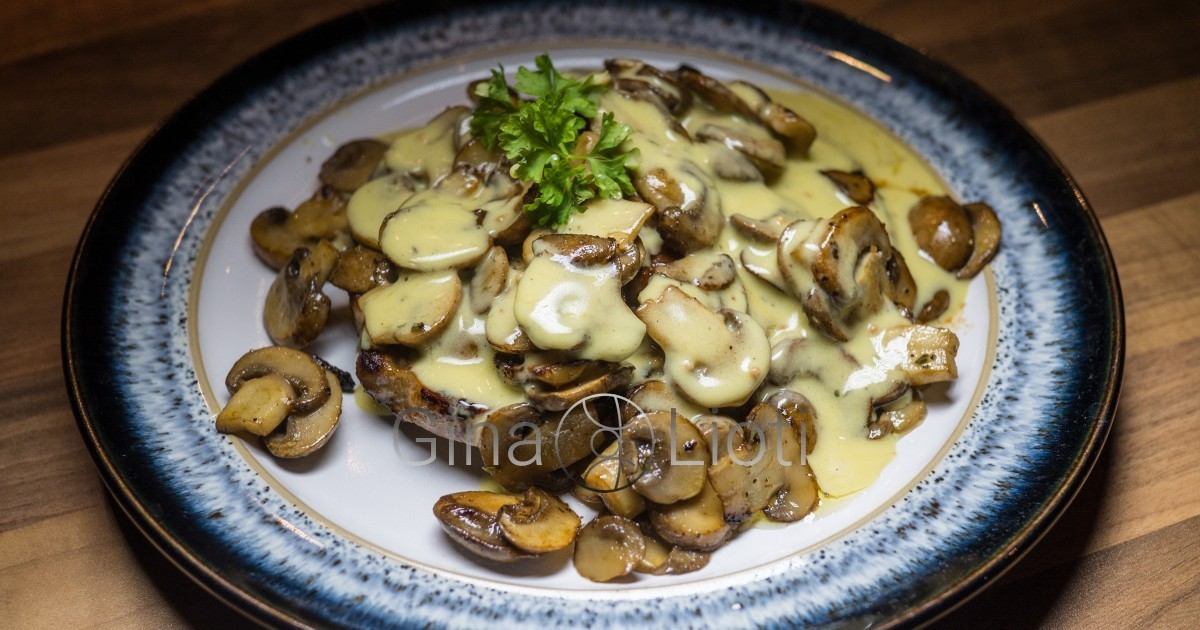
(2, 0, 1197, 626)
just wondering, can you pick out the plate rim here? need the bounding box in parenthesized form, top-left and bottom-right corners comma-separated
(61, 0, 1124, 627)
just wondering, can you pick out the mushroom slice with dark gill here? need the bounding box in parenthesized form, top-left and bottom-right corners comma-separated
(433, 491, 532, 563)
(620, 411, 710, 504)
(225, 346, 330, 413)
(496, 487, 581, 554)
(761, 391, 820, 522)
(264, 241, 338, 348)
(264, 369, 343, 458)
(635, 165, 723, 254)
(523, 363, 635, 412)
(574, 515, 646, 582)
(606, 58, 693, 116)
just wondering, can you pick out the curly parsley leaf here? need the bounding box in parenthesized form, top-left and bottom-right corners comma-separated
(469, 67, 519, 151)
(469, 54, 637, 227)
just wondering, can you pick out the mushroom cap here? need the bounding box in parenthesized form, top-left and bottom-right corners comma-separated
(226, 346, 330, 414)
(264, 369, 343, 458)
(496, 487, 581, 554)
(908, 196, 974, 272)
(620, 410, 709, 504)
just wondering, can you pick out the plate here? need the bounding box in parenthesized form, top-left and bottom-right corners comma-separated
(63, 0, 1123, 626)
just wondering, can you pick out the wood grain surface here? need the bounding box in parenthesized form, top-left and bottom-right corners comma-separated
(1, 0, 1196, 627)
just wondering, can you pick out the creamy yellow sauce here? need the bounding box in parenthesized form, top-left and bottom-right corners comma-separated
(355, 75, 969, 503)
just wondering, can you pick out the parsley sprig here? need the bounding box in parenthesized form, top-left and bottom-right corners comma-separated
(470, 55, 638, 227)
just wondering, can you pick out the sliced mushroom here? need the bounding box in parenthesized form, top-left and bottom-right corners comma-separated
(329, 245, 397, 294)
(706, 142, 763, 182)
(730, 212, 794, 242)
(606, 59, 693, 115)
(582, 441, 646, 519)
(634, 532, 711, 575)
(525, 359, 592, 387)
(379, 188, 493, 271)
(810, 206, 892, 304)
(226, 346, 330, 414)
(524, 364, 634, 412)
(768, 337, 861, 388)
(766, 390, 818, 455)
(264, 369, 343, 458)
(384, 105, 469, 185)
(469, 246, 509, 314)
(636, 286, 769, 408)
(433, 491, 531, 563)
(215, 372, 295, 437)
(888, 250, 919, 314)
(558, 198, 655, 248)
(695, 124, 786, 178)
(484, 271, 534, 354)
(635, 165, 722, 254)
(640, 251, 749, 313)
(264, 241, 338, 348)
(908, 196, 974, 272)
(614, 238, 648, 286)
(882, 324, 960, 386)
(916, 289, 950, 324)
(357, 270, 462, 347)
(696, 406, 785, 527)
(250, 186, 349, 269)
(514, 235, 646, 362)
(647, 477, 731, 551)
(574, 515, 646, 582)
(620, 411, 709, 504)
(868, 391, 928, 439)
(319, 139, 388, 192)
(653, 252, 736, 291)
(821, 169, 875, 205)
(676, 65, 759, 120)
(496, 487, 581, 554)
(761, 392, 819, 522)
(729, 80, 817, 155)
(346, 173, 417, 249)
(956, 202, 1001, 279)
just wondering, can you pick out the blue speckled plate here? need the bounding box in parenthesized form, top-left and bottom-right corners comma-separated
(63, 0, 1122, 626)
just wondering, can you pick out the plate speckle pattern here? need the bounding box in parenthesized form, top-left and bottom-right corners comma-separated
(65, 0, 1121, 626)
